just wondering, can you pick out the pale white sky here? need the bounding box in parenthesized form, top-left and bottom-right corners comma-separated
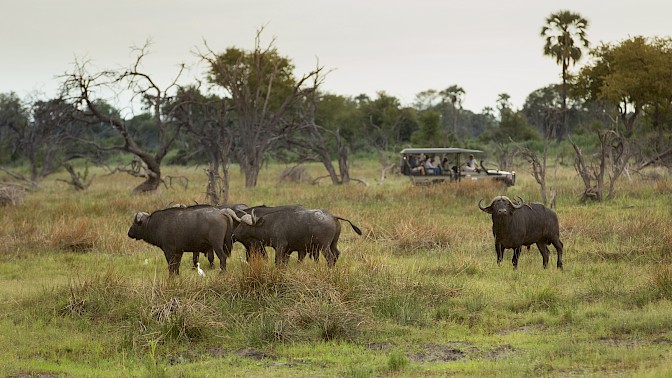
(1, 0, 670, 113)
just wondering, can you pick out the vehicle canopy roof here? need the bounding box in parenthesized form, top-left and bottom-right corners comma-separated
(400, 147, 483, 155)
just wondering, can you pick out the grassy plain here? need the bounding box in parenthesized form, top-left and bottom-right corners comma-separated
(1, 160, 671, 377)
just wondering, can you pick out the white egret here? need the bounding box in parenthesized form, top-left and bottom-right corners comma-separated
(197, 262, 205, 277)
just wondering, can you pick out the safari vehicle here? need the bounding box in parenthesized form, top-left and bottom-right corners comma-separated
(399, 147, 515, 186)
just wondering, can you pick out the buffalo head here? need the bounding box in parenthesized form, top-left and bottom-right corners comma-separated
(478, 196, 525, 216)
(127, 212, 149, 240)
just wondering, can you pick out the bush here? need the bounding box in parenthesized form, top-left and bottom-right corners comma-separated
(387, 350, 409, 372)
(0, 184, 26, 206)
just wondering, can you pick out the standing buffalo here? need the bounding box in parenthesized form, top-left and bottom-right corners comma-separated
(230, 204, 306, 261)
(229, 206, 362, 266)
(128, 205, 234, 275)
(170, 203, 249, 266)
(478, 196, 563, 270)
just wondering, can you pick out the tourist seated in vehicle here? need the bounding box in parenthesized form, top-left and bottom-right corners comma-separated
(441, 157, 456, 179)
(424, 155, 441, 175)
(464, 154, 480, 173)
(408, 154, 425, 175)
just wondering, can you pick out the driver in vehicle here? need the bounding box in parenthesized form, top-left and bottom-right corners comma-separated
(464, 154, 479, 173)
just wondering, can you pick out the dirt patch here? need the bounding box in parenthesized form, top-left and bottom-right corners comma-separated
(497, 325, 537, 335)
(235, 348, 274, 360)
(653, 336, 672, 345)
(167, 350, 199, 365)
(366, 342, 394, 351)
(411, 344, 467, 362)
(206, 347, 228, 358)
(482, 344, 516, 360)
(598, 337, 645, 349)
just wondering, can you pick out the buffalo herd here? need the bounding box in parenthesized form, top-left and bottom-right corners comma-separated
(128, 203, 362, 275)
(128, 195, 562, 276)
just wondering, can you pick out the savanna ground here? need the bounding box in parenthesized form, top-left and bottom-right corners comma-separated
(1, 159, 672, 377)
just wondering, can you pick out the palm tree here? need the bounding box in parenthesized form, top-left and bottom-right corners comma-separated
(541, 10, 589, 141)
(439, 85, 465, 137)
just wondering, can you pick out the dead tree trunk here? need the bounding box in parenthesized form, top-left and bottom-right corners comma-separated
(570, 128, 630, 202)
(60, 162, 94, 191)
(336, 129, 350, 184)
(61, 42, 183, 195)
(205, 153, 230, 205)
(519, 147, 548, 206)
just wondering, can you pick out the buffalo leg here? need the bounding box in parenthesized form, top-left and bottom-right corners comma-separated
(213, 245, 226, 272)
(552, 238, 564, 269)
(192, 252, 199, 269)
(247, 242, 267, 262)
(207, 250, 215, 268)
(495, 243, 504, 265)
(167, 251, 183, 275)
(537, 243, 550, 269)
(327, 245, 338, 266)
(324, 247, 337, 267)
(329, 237, 339, 263)
(281, 249, 291, 265)
(274, 244, 290, 266)
(297, 250, 307, 262)
(512, 247, 521, 270)
(318, 244, 336, 267)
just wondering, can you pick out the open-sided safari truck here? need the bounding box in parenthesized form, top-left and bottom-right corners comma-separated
(399, 147, 516, 186)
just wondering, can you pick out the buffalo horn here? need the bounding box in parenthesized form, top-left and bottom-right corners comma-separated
(506, 196, 524, 209)
(478, 198, 493, 213)
(239, 214, 254, 226)
(134, 212, 148, 223)
(220, 208, 240, 221)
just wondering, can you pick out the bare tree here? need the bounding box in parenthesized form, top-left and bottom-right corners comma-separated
(199, 28, 323, 188)
(286, 71, 356, 185)
(0, 96, 79, 188)
(515, 107, 561, 207)
(491, 142, 518, 172)
(518, 147, 549, 205)
(171, 85, 233, 204)
(570, 127, 631, 202)
(61, 42, 184, 194)
(58, 161, 95, 191)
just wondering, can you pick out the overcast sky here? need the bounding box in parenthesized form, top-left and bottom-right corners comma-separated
(2, 0, 671, 113)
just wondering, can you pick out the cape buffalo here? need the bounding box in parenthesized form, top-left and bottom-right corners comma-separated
(230, 204, 306, 261)
(128, 205, 234, 275)
(229, 206, 362, 267)
(168, 203, 248, 267)
(478, 196, 563, 270)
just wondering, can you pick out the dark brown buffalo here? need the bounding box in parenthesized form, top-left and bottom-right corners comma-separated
(478, 196, 563, 270)
(127, 205, 234, 275)
(230, 206, 362, 266)
(170, 203, 249, 267)
(230, 204, 306, 261)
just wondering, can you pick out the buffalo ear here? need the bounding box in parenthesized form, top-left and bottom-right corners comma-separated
(255, 217, 265, 226)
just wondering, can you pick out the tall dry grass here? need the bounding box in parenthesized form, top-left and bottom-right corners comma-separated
(2, 161, 672, 376)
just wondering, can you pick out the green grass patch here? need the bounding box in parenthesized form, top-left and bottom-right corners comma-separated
(1, 162, 671, 376)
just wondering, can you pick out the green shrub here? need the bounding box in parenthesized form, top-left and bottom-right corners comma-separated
(387, 350, 409, 372)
